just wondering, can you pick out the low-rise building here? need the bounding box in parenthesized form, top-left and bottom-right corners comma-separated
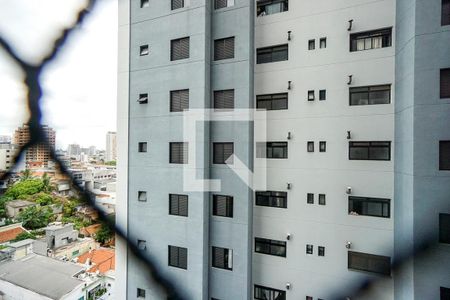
(0, 223, 28, 244)
(5, 200, 36, 219)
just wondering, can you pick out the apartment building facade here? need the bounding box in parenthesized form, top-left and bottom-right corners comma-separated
(117, 0, 450, 299)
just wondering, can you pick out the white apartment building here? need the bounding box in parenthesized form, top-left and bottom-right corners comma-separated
(105, 131, 117, 162)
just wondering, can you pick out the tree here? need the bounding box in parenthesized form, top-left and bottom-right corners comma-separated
(17, 206, 53, 230)
(41, 173, 53, 192)
(0, 195, 13, 218)
(12, 231, 36, 242)
(20, 169, 31, 181)
(104, 161, 116, 166)
(94, 222, 114, 244)
(5, 179, 44, 199)
(28, 192, 54, 206)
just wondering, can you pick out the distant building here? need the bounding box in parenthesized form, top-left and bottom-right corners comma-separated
(77, 248, 115, 275)
(67, 143, 81, 158)
(0, 223, 28, 244)
(13, 124, 55, 168)
(0, 135, 11, 144)
(0, 143, 18, 171)
(105, 132, 117, 162)
(5, 200, 36, 219)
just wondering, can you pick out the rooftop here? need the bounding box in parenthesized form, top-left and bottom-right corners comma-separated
(77, 248, 115, 274)
(0, 225, 26, 244)
(5, 200, 35, 208)
(0, 254, 84, 299)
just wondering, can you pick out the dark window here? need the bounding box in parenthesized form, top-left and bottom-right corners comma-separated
(254, 285, 286, 300)
(442, 0, 450, 25)
(307, 141, 314, 152)
(318, 194, 326, 205)
(169, 194, 188, 217)
(350, 85, 391, 105)
(440, 141, 450, 170)
(215, 0, 230, 9)
(213, 143, 234, 164)
(307, 193, 314, 204)
(137, 239, 146, 250)
(140, 45, 149, 56)
(440, 213, 450, 244)
(170, 89, 189, 112)
(212, 247, 232, 270)
(138, 93, 148, 104)
(168, 246, 188, 269)
(138, 191, 147, 202)
(171, 0, 184, 10)
(257, 44, 288, 64)
(137, 288, 146, 298)
(256, 93, 288, 110)
(349, 141, 391, 161)
(171, 37, 189, 61)
(349, 196, 390, 218)
(306, 297, 313, 300)
(140, 0, 149, 8)
(319, 89, 326, 100)
(170, 142, 188, 164)
(318, 246, 325, 256)
(441, 69, 450, 98)
(138, 142, 147, 153)
(308, 39, 315, 50)
(348, 251, 391, 275)
(257, 142, 288, 159)
(214, 37, 235, 61)
(213, 195, 233, 218)
(255, 237, 287, 257)
(320, 37, 327, 49)
(306, 244, 313, 254)
(308, 90, 315, 101)
(350, 28, 392, 52)
(255, 191, 287, 208)
(256, 0, 289, 17)
(214, 90, 234, 109)
(441, 286, 450, 300)
(319, 141, 326, 152)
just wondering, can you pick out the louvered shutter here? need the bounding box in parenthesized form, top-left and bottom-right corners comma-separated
(170, 142, 188, 164)
(170, 90, 189, 112)
(178, 247, 188, 269)
(169, 246, 178, 266)
(441, 69, 450, 98)
(214, 37, 235, 60)
(179, 195, 188, 216)
(171, 37, 189, 61)
(440, 141, 450, 170)
(223, 143, 233, 164)
(171, 0, 184, 10)
(169, 194, 179, 215)
(215, 0, 227, 9)
(214, 90, 234, 109)
(215, 195, 226, 216)
(213, 247, 225, 269)
(442, 0, 450, 26)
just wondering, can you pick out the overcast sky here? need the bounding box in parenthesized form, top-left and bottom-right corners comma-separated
(0, 0, 117, 150)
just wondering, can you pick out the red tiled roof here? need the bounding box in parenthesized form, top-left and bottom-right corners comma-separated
(0, 227, 26, 243)
(78, 249, 115, 274)
(80, 224, 101, 237)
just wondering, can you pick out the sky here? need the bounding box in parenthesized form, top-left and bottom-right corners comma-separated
(0, 0, 117, 150)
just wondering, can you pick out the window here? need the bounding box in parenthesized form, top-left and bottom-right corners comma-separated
(170, 142, 188, 164)
(168, 246, 188, 269)
(306, 244, 313, 254)
(348, 251, 391, 275)
(440, 141, 450, 170)
(350, 85, 391, 105)
(215, 0, 234, 10)
(257, 142, 288, 159)
(319, 141, 326, 153)
(319, 89, 326, 101)
(214, 37, 235, 61)
(307, 193, 314, 204)
(171, 37, 189, 61)
(318, 194, 326, 205)
(350, 28, 392, 52)
(170, 89, 189, 112)
(349, 196, 390, 218)
(140, 0, 149, 8)
(171, 0, 184, 10)
(212, 247, 233, 270)
(137, 239, 146, 250)
(255, 191, 287, 208)
(308, 39, 315, 50)
(306, 297, 313, 300)
(257, 44, 288, 64)
(308, 90, 315, 101)
(441, 287, 450, 299)
(440, 213, 450, 244)
(441, 68, 450, 98)
(138, 93, 148, 104)
(169, 194, 188, 217)
(442, 0, 450, 25)
(256, 0, 288, 17)
(214, 90, 234, 109)
(320, 37, 327, 49)
(137, 288, 146, 298)
(213, 195, 233, 218)
(213, 143, 234, 164)
(138, 142, 147, 153)
(254, 285, 286, 300)
(256, 93, 288, 110)
(307, 141, 314, 152)
(349, 141, 391, 161)
(140, 45, 149, 56)
(318, 246, 325, 256)
(255, 237, 287, 257)
(138, 191, 147, 202)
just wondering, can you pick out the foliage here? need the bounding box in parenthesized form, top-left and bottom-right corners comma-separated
(104, 161, 116, 166)
(94, 221, 114, 244)
(26, 192, 54, 206)
(0, 196, 13, 218)
(5, 179, 44, 199)
(20, 169, 31, 181)
(41, 173, 53, 192)
(63, 200, 80, 217)
(17, 206, 54, 230)
(12, 231, 36, 242)
(61, 216, 91, 230)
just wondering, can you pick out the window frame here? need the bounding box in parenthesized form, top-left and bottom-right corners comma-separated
(214, 89, 235, 110)
(214, 37, 235, 61)
(138, 191, 147, 202)
(171, 0, 185, 10)
(170, 89, 189, 112)
(138, 142, 147, 153)
(308, 39, 315, 50)
(169, 142, 188, 164)
(169, 194, 188, 217)
(139, 45, 149, 56)
(318, 194, 326, 205)
(170, 37, 190, 61)
(441, 68, 450, 99)
(307, 193, 314, 204)
(442, 0, 450, 26)
(138, 93, 148, 104)
(211, 246, 233, 270)
(350, 27, 392, 52)
(318, 246, 325, 256)
(319, 37, 327, 49)
(307, 141, 314, 153)
(168, 245, 188, 269)
(212, 195, 234, 218)
(349, 84, 391, 106)
(348, 251, 391, 276)
(348, 196, 391, 218)
(256, 0, 289, 17)
(265, 142, 288, 159)
(256, 93, 288, 110)
(319, 141, 326, 152)
(349, 141, 391, 161)
(140, 0, 149, 8)
(256, 44, 289, 64)
(319, 89, 326, 101)
(306, 244, 313, 254)
(137, 288, 146, 298)
(255, 237, 287, 257)
(213, 142, 234, 164)
(255, 191, 288, 209)
(439, 213, 450, 244)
